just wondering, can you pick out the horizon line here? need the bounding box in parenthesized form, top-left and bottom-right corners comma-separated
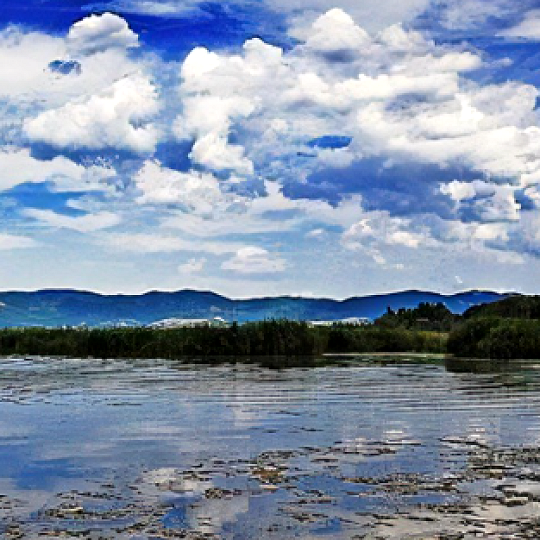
(0, 286, 520, 303)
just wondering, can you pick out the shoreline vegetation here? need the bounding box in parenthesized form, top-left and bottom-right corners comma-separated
(0, 322, 448, 361)
(1, 297, 540, 362)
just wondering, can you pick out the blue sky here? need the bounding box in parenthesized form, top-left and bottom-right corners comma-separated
(2, 0, 540, 297)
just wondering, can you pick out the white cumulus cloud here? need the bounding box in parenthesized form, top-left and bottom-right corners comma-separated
(303, 8, 371, 60)
(0, 148, 114, 192)
(172, 7, 540, 201)
(24, 73, 160, 154)
(0, 18, 144, 114)
(67, 12, 139, 56)
(134, 160, 227, 212)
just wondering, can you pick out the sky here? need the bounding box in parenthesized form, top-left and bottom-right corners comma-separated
(2, 0, 540, 298)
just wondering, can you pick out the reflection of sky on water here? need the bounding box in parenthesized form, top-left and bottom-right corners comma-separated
(2, 357, 540, 536)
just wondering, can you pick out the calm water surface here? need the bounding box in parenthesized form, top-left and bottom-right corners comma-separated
(1, 356, 540, 538)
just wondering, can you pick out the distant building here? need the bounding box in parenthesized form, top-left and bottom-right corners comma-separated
(308, 317, 371, 328)
(211, 317, 229, 327)
(308, 320, 335, 328)
(148, 317, 230, 329)
(339, 317, 372, 326)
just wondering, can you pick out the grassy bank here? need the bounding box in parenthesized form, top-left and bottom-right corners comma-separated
(6, 296, 539, 361)
(0, 321, 448, 361)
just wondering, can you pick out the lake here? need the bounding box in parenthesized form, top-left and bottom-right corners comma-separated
(1, 356, 540, 539)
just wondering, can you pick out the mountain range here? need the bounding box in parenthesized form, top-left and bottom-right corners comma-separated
(0, 289, 510, 328)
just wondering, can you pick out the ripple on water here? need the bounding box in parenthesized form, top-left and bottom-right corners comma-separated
(2, 356, 540, 538)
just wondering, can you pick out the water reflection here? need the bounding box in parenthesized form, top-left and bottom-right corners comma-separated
(445, 357, 514, 374)
(2, 356, 540, 538)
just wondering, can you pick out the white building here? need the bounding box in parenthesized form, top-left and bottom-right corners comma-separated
(149, 317, 229, 329)
(308, 317, 371, 327)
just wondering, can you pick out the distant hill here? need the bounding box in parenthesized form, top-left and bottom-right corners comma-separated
(0, 289, 509, 328)
(464, 294, 539, 320)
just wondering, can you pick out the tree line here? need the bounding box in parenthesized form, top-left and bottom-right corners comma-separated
(0, 320, 447, 361)
(374, 297, 540, 359)
(2, 295, 540, 361)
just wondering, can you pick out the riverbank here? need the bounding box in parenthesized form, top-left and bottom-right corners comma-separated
(8, 317, 540, 362)
(323, 352, 449, 359)
(0, 323, 448, 362)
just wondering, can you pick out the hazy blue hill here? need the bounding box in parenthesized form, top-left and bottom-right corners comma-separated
(339, 290, 492, 318)
(0, 289, 508, 328)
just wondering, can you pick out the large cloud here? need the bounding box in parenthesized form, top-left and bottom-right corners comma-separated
(0, 13, 157, 208)
(173, 10, 515, 185)
(24, 73, 160, 154)
(134, 160, 229, 212)
(0, 23, 143, 110)
(160, 180, 362, 238)
(3, 4, 540, 293)
(0, 148, 114, 192)
(170, 8, 540, 260)
(0, 28, 65, 101)
(67, 12, 139, 56)
(302, 8, 371, 61)
(173, 42, 273, 175)
(0, 11, 157, 179)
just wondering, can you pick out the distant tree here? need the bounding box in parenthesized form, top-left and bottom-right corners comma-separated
(448, 317, 540, 359)
(375, 302, 457, 331)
